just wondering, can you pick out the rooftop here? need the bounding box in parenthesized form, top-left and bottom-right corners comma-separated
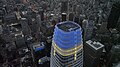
(57, 21, 80, 32)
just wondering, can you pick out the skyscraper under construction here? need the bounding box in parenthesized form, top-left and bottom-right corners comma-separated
(50, 21, 83, 67)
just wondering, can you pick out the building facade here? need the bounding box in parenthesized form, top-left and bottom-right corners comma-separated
(50, 21, 83, 67)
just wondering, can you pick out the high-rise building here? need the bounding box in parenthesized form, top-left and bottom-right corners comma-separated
(62, 13, 67, 21)
(69, 13, 74, 21)
(61, 1, 68, 13)
(107, 2, 120, 29)
(84, 40, 104, 67)
(50, 21, 83, 67)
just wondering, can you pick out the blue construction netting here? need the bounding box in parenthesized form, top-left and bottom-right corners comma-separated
(35, 47, 44, 52)
(53, 21, 82, 50)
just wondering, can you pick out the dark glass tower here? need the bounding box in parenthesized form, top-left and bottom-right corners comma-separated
(107, 2, 120, 29)
(50, 21, 83, 67)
